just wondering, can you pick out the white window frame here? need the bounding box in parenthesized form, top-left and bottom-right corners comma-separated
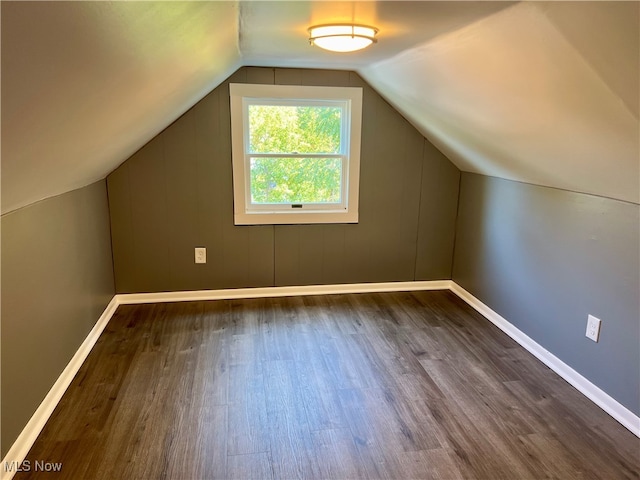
(230, 83, 362, 225)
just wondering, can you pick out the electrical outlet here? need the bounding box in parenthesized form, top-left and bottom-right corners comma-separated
(586, 314, 601, 342)
(195, 247, 206, 264)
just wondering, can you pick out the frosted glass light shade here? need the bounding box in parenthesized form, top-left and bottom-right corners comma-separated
(308, 24, 377, 52)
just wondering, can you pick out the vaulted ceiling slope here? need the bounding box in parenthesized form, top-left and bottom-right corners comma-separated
(2, 1, 638, 214)
(1, 1, 242, 214)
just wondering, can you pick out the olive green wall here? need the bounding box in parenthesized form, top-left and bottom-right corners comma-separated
(1, 180, 115, 456)
(107, 67, 460, 293)
(453, 173, 640, 416)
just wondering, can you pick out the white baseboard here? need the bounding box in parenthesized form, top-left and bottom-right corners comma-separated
(1, 297, 120, 480)
(450, 282, 640, 437)
(3, 279, 637, 478)
(116, 280, 452, 305)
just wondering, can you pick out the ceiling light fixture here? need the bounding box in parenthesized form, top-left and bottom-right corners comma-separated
(308, 24, 378, 53)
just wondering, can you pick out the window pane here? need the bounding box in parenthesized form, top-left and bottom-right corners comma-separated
(248, 105, 342, 154)
(250, 157, 342, 204)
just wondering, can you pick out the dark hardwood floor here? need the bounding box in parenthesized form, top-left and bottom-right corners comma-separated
(14, 291, 639, 479)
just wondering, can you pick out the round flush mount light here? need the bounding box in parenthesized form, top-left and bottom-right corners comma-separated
(308, 24, 378, 53)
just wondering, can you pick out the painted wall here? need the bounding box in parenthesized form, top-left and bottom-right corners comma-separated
(108, 67, 460, 293)
(453, 173, 640, 415)
(1, 181, 115, 456)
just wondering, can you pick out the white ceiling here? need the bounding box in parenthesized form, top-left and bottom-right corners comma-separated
(2, 1, 241, 214)
(2, 1, 638, 214)
(363, 2, 639, 203)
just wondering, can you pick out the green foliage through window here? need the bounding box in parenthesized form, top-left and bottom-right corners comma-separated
(250, 157, 342, 204)
(230, 83, 362, 224)
(248, 103, 344, 205)
(249, 105, 342, 154)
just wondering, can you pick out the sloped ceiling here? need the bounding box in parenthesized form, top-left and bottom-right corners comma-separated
(362, 1, 639, 204)
(2, 1, 638, 214)
(1, 1, 241, 214)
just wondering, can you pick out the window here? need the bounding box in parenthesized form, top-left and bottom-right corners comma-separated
(230, 83, 362, 225)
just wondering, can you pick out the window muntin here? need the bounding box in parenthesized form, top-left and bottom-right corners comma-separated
(230, 83, 362, 225)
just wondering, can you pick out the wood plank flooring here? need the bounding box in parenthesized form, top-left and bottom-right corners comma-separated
(13, 291, 639, 479)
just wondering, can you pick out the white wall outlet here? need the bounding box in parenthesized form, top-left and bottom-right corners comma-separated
(586, 314, 601, 342)
(195, 247, 206, 264)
